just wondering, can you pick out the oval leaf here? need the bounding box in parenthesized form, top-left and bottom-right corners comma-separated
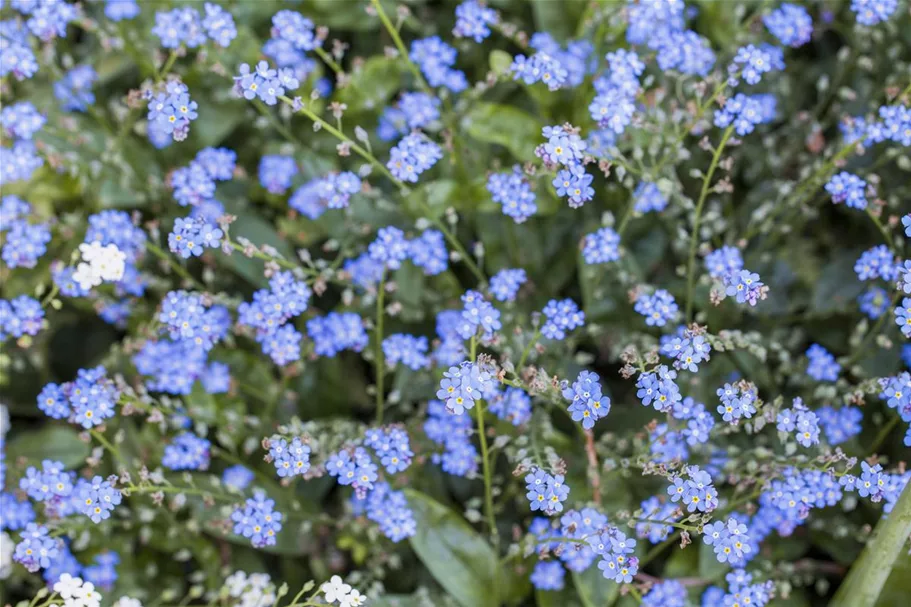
(6, 425, 89, 469)
(405, 489, 498, 607)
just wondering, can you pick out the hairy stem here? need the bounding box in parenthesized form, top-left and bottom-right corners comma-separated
(685, 126, 734, 322)
(375, 272, 387, 424)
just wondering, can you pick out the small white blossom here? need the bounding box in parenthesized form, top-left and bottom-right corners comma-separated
(321, 576, 352, 604)
(112, 598, 142, 607)
(73, 241, 126, 290)
(340, 589, 366, 607)
(0, 532, 12, 579)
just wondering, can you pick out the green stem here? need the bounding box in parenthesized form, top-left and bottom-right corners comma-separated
(375, 272, 387, 424)
(516, 328, 541, 372)
(842, 292, 902, 369)
(866, 208, 894, 252)
(472, 337, 498, 551)
(868, 416, 900, 454)
(157, 50, 180, 82)
(633, 518, 699, 532)
(313, 46, 343, 75)
(830, 480, 911, 607)
(145, 241, 204, 289)
(369, 0, 431, 93)
(685, 126, 734, 322)
(277, 96, 487, 285)
(89, 428, 130, 471)
(40, 284, 60, 308)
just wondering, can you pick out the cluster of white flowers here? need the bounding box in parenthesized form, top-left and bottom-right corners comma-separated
(321, 576, 366, 607)
(224, 571, 276, 607)
(52, 574, 102, 607)
(72, 241, 126, 291)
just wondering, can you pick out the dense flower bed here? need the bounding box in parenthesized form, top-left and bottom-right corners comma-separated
(2, 1, 911, 606)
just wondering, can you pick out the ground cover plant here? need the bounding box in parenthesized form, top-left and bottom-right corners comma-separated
(2, 0, 911, 606)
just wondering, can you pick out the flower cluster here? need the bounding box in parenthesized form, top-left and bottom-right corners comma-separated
(289, 171, 361, 219)
(776, 398, 821, 448)
(37, 367, 120, 428)
(562, 371, 610, 429)
(525, 468, 570, 515)
(147, 81, 199, 144)
(486, 166, 537, 223)
(231, 492, 283, 548)
(537, 124, 593, 208)
(717, 382, 759, 423)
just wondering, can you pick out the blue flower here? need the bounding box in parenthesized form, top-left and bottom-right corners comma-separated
(777, 398, 821, 447)
(541, 299, 584, 340)
(386, 133, 443, 183)
(453, 1, 497, 43)
(306, 312, 368, 357)
(764, 3, 814, 47)
(231, 492, 283, 548)
(436, 362, 492, 415)
(487, 166, 537, 223)
(271, 10, 320, 51)
(817, 406, 863, 444)
(525, 468, 570, 515)
(562, 370, 610, 429)
(850, 0, 898, 26)
(104, 0, 140, 22)
(268, 436, 311, 478)
(723, 269, 766, 306)
(54, 65, 96, 112)
(411, 36, 467, 92)
(76, 476, 122, 524)
(163, 432, 211, 471)
(530, 561, 565, 591)
(202, 3, 236, 47)
(859, 286, 890, 318)
(716, 382, 758, 423)
(258, 154, 298, 194)
(383, 334, 430, 371)
(582, 227, 621, 265)
(223, 465, 254, 491)
(635, 289, 678, 327)
(489, 268, 527, 302)
(855, 245, 897, 281)
(0, 101, 45, 139)
(806, 343, 841, 381)
(13, 523, 59, 572)
(825, 171, 868, 209)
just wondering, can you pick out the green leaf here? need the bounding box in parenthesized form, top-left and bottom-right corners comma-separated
(489, 50, 513, 75)
(336, 57, 407, 113)
(831, 481, 911, 607)
(699, 542, 729, 581)
(463, 103, 540, 163)
(530, 0, 586, 41)
(811, 250, 865, 314)
(571, 567, 618, 607)
(5, 425, 89, 468)
(876, 552, 911, 607)
(405, 489, 499, 607)
(222, 206, 297, 288)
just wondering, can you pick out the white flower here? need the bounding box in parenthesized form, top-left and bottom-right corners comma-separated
(74, 582, 102, 607)
(54, 574, 84, 600)
(340, 589, 366, 607)
(73, 262, 103, 290)
(112, 597, 143, 607)
(225, 571, 250, 597)
(320, 576, 352, 604)
(0, 532, 13, 579)
(73, 241, 126, 290)
(0, 402, 9, 437)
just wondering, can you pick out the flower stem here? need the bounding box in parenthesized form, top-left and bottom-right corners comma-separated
(375, 272, 387, 424)
(472, 337, 498, 549)
(277, 96, 487, 285)
(831, 479, 911, 607)
(516, 328, 541, 371)
(685, 126, 734, 323)
(368, 0, 431, 93)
